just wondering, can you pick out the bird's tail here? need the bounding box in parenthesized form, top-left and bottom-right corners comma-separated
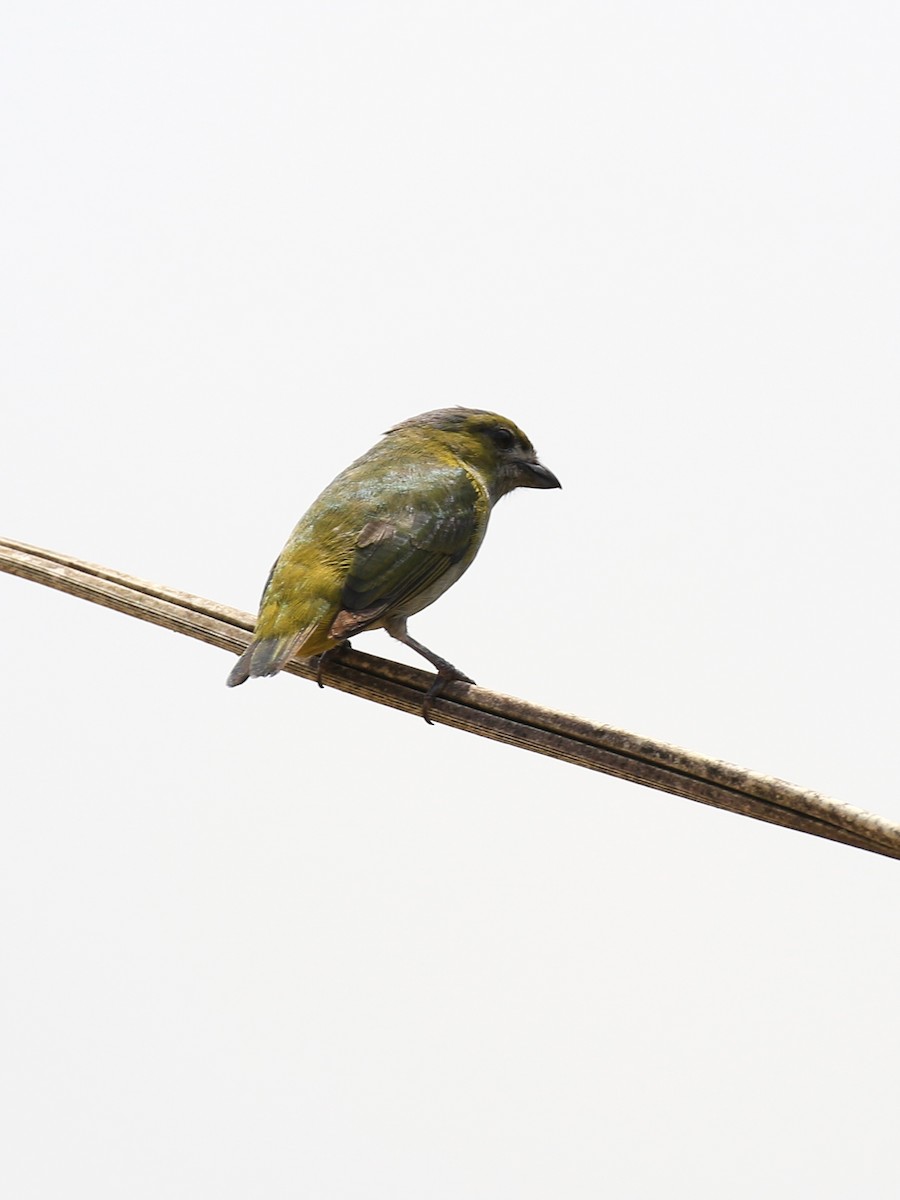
(226, 628, 314, 687)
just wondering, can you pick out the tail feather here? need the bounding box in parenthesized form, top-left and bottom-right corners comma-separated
(226, 628, 313, 687)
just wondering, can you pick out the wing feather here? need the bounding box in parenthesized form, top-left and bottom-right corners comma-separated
(330, 467, 483, 636)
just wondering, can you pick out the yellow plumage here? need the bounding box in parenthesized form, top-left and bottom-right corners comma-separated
(228, 407, 559, 718)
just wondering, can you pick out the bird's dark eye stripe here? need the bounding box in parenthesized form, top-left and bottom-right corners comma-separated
(490, 427, 515, 449)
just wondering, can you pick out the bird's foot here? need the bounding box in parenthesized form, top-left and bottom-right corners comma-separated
(314, 640, 351, 688)
(421, 664, 476, 725)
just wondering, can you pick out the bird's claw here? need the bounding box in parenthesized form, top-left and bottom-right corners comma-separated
(314, 641, 351, 688)
(421, 667, 476, 725)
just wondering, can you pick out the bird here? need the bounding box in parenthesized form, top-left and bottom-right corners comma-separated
(227, 407, 560, 721)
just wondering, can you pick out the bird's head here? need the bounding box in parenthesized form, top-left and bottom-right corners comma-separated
(387, 408, 561, 503)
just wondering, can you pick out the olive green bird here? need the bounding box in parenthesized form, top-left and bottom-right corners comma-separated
(227, 407, 560, 720)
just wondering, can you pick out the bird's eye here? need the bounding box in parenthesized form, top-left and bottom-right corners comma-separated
(491, 427, 515, 450)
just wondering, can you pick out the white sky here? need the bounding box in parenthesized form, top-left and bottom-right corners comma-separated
(3, 2, 899, 1195)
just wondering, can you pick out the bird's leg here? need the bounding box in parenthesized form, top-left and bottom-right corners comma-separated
(314, 640, 351, 688)
(384, 617, 475, 724)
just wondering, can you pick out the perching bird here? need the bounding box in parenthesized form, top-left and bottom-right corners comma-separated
(227, 407, 560, 720)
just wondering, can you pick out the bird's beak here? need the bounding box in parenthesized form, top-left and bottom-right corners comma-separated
(518, 459, 562, 490)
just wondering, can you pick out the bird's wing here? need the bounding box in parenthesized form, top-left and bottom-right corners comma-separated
(330, 470, 483, 636)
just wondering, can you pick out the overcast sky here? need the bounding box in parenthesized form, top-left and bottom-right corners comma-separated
(3, 2, 899, 1196)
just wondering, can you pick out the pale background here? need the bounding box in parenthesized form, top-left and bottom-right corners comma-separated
(3, 2, 899, 1196)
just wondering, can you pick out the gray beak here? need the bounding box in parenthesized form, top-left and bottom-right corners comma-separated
(519, 460, 562, 490)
